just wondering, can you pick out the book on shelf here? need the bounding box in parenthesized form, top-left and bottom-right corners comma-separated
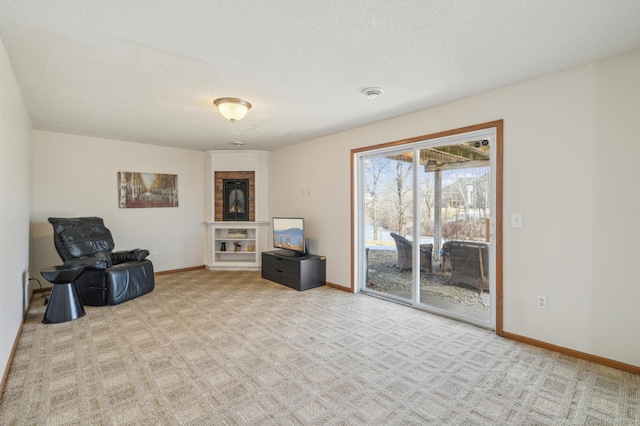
(227, 229, 247, 238)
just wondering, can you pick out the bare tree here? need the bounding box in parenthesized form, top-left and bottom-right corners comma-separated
(364, 158, 390, 241)
(475, 168, 490, 219)
(420, 172, 435, 236)
(393, 159, 413, 237)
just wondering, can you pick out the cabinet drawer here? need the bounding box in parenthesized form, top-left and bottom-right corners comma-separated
(262, 267, 298, 288)
(262, 254, 300, 274)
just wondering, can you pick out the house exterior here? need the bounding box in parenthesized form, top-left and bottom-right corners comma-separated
(441, 173, 490, 210)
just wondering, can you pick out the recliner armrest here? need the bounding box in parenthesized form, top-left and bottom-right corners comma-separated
(112, 249, 150, 264)
(62, 257, 108, 270)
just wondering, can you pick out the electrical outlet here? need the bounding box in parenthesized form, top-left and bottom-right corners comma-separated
(536, 295, 548, 310)
(152, 252, 158, 260)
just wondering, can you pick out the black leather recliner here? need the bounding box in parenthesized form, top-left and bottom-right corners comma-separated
(48, 217, 155, 306)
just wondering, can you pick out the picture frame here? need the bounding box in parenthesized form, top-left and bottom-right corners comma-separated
(118, 171, 178, 208)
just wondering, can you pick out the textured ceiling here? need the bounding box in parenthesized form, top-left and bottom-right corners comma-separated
(1, 1, 640, 152)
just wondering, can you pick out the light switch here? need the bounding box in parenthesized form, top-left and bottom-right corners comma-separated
(511, 213, 523, 228)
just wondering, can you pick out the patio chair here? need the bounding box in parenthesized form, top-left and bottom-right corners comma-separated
(389, 233, 433, 272)
(442, 240, 489, 291)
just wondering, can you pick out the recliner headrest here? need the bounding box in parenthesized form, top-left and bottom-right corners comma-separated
(48, 217, 115, 262)
(60, 223, 115, 257)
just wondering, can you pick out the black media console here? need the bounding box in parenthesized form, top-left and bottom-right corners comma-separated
(261, 251, 326, 291)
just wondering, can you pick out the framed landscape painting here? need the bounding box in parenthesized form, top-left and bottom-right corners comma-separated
(118, 172, 178, 208)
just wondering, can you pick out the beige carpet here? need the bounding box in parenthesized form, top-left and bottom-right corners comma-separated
(1, 269, 639, 425)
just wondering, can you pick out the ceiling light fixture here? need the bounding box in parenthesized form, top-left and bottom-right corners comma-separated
(363, 87, 384, 99)
(232, 141, 245, 147)
(213, 97, 252, 123)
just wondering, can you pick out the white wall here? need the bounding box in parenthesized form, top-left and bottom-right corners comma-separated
(31, 131, 205, 283)
(269, 50, 640, 367)
(591, 52, 640, 365)
(0, 39, 32, 384)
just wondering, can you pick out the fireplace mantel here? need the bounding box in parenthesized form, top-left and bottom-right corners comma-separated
(205, 150, 269, 270)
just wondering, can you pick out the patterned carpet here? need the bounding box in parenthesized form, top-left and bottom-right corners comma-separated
(1, 269, 639, 425)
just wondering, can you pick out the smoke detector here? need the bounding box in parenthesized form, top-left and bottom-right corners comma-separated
(232, 141, 245, 147)
(363, 87, 384, 99)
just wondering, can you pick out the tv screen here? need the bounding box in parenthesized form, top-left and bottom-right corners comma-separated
(273, 217, 306, 254)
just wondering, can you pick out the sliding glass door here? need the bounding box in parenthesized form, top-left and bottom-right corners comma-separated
(356, 126, 498, 329)
(362, 150, 414, 304)
(415, 144, 491, 323)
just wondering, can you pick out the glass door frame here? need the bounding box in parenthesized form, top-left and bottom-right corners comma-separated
(352, 121, 503, 332)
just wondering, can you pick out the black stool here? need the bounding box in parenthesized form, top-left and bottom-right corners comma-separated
(40, 265, 86, 324)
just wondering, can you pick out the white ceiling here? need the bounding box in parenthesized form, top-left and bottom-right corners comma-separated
(1, 1, 640, 152)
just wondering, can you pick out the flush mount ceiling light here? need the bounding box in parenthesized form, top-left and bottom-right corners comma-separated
(213, 97, 252, 123)
(363, 87, 384, 99)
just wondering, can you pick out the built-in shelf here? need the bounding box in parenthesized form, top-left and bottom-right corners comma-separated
(205, 221, 269, 270)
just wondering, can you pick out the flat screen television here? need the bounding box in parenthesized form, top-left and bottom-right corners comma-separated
(272, 217, 306, 256)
